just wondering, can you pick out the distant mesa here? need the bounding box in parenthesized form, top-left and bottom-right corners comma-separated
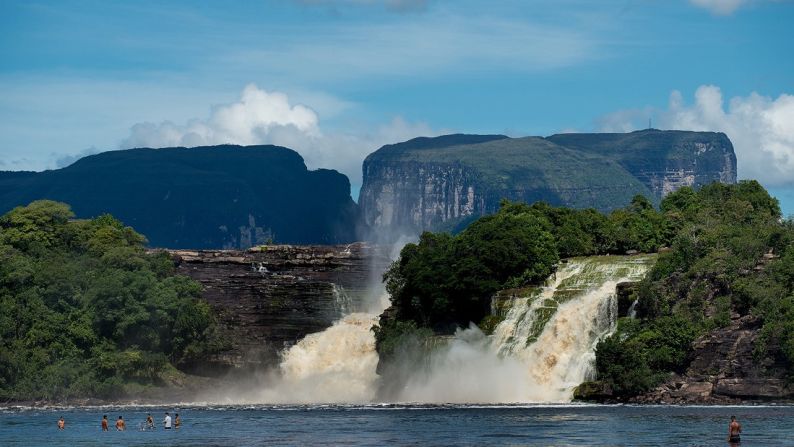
(0, 130, 738, 249)
(0, 145, 359, 248)
(358, 129, 737, 236)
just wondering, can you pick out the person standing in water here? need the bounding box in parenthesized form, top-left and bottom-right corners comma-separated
(101, 415, 108, 431)
(57, 417, 65, 430)
(163, 412, 172, 429)
(116, 415, 126, 431)
(146, 414, 154, 430)
(728, 415, 742, 444)
(174, 413, 181, 429)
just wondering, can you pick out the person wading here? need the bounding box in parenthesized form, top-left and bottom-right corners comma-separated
(57, 417, 65, 430)
(163, 412, 172, 429)
(116, 415, 126, 431)
(728, 415, 742, 444)
(101, 415, 108, 431)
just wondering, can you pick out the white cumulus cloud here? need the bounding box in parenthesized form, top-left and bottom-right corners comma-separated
(598, 85, 794, 186)
(121, 84, 442, 190)
(122, 85, 321, 149)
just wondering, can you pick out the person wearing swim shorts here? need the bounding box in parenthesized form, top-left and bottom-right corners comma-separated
(728, 415, 742, 444)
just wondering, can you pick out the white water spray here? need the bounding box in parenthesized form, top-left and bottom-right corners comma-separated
(245, 237, 414, 404)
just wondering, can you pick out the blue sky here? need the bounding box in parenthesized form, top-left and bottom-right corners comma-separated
(1, 0, 793, 213)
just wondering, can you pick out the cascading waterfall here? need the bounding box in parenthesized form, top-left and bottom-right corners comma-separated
(247, 283, 387, 404)
(395, 255, 655, 403)
(249, 254, 654, 404)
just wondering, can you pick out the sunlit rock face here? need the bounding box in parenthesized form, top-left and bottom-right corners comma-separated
(360, 130, 737, 237)
(547, 129, 737, 199)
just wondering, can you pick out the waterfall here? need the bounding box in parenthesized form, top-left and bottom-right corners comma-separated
(332, 284, 354, 316)
(395, 255, 655, 403)
(627, 299, 639, 319)
(246, 254, 653, 404)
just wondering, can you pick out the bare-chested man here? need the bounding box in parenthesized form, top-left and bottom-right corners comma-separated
(728, 415, 742, 444)
(116, 415, 126, 431)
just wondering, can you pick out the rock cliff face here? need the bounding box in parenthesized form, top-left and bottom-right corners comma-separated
(359, 131, 737, 236)
(164, 243, 390, 375)
(547, 130, 737, 198)
(630, 315, 794, 404)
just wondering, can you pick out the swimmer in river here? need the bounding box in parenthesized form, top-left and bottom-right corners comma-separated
(146, 414, 154, 430)
(102, 415, 108, 431)
(174, 413, 181, 429)
(728, 415, 742, 444)
(116, 415, 126, 431)
(57, 417, 65, 430)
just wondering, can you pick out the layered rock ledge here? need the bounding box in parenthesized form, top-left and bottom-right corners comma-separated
(157, 243, 391, 375)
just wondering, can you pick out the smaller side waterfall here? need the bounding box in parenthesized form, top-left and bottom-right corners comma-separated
(332, 284, 354, 316)
(627, 299, 639, 319)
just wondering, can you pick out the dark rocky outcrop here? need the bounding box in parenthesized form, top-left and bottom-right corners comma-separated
(616, 282, 640, 317)
(578, 315, 794, 403)
(163, 243, 390, 375)
(359, 130, 737, 236)
(629, 315, 794, 404)
(0, 145, 360, 248)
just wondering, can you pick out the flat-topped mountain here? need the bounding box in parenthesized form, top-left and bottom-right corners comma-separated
(359, 130, 737, 236)
(547, 129, 737, 197)
(0, 145, 359, 248)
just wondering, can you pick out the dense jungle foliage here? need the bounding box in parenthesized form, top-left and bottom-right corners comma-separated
(0, 201, 220, 400)
(377, 181, 794, 398)
(595, 181, 794, 397)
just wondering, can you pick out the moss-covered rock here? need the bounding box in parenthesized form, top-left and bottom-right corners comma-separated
(573, 381, 614, 402)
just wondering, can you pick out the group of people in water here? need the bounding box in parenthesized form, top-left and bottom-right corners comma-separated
(57, 412, 182, 431)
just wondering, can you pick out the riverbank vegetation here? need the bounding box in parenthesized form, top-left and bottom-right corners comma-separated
(0, 201, 220, 401)
(594, 181, 794, 397)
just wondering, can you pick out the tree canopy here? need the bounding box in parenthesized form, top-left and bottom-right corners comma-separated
(0, 200, 220, 400)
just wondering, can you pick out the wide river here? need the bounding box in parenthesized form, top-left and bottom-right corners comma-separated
(1, 404, 792, 446)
